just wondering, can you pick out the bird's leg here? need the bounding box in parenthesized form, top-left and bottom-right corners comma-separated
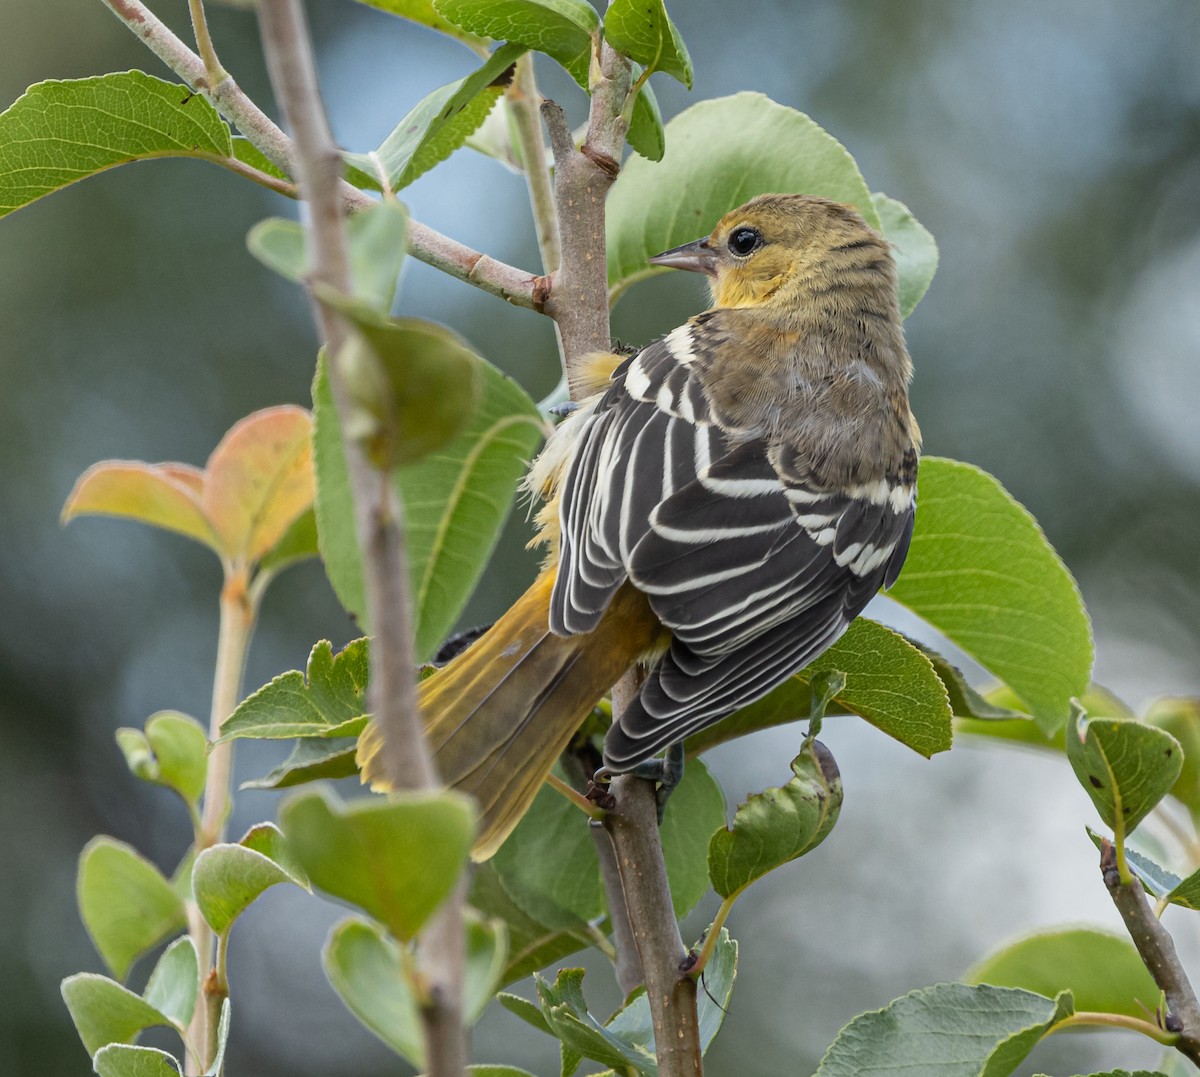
(593, 741, 685, 823)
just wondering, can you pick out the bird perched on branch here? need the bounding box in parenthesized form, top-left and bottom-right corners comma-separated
(358, 193, 920, 859)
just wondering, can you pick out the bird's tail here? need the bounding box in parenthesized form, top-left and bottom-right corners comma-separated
(356, 569, 659, 860)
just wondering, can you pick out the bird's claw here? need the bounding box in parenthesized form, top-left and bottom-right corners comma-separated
(591, 743, 685, 824)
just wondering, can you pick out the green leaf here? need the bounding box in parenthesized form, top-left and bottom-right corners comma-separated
(812, 983, 1073, 1077)
(334, 313, 483, 471)
(77, 838, 188, 982)
(871, 192, 938, 319)
(324, 917, 424, 1066)
(345, 43, 524, 191)
(1085, 827, 1180, 897)
(193, 823, 310, 935)
(603, 0, 692, 87)
(313, 352, 544, 657)
(231, 136, 288, 181)
(498, 990, 553, 1034)
(92, 1045, 182, 1077)
(247, 201, 410, 315)
(280, 786, 475, 941)
(434, 0, 599, 80)
(659, 759, 726, 918)
(688, 618, 952, 760)
(708, 741, 842, 900)
(607, 94, 882, 302)
(918, 647, 1026, 722)
(805, 620, 952, 756)
(626, 77, 665, 162)
(60, 974, 174, 1056)
(1166, 867, 1200, 910)
(965, 928, 1160, 1019)
(958, 683, 1130, 751)
(491, 760, 722, 929)
(1145, 697, 1200, 825)
(131, 712, 207, 804)
(352, 0, 488, 46)
(694, 929, 737, 1053)
(0, 72, 232, 219)
(888, 457, 1094, 733)
(142, 937, 199, 1029)
(221, 638, 369, 742)
(1066, 711, 1182, 833)
(602, 929, 737, 1059)
(489, 782, 604, 930)
(241, 737, 359, 789)
(534, 968, 658, 1075)
(464, 913, 509, 1022)
(325, 913, 503, 1066)
(469, 863, 589, 986)
(204, 998, 231, 1077)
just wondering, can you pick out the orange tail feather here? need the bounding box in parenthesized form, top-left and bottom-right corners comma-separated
(357, 570, 659, 859)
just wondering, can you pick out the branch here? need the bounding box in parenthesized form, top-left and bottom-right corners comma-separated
(543, 39, 632, 388)
(100, 0, 543, 311)
(603, 673, 703, 1076)
(1101, 840, 1200, 1064)
(256, 1, 465, 1072)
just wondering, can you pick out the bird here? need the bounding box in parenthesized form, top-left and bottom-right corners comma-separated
(357, 192, 921, 860)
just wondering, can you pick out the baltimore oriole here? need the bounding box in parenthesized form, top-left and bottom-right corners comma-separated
(358, 193, 920, 859)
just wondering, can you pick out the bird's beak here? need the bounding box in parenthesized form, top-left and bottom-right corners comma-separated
(647, 237, 718, 276)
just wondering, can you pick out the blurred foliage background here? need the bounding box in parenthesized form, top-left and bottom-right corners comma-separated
(2, 1, 1199, 1074)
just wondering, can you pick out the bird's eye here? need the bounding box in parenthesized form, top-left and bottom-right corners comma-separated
(727, 227, 762, 256)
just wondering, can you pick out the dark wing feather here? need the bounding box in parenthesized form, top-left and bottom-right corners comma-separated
(550, 326, 916, 770)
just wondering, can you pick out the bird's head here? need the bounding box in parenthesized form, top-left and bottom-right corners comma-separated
(648, 193, 892, 311)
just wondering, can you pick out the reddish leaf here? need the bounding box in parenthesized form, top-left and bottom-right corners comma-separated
(62, 462, 215, 547)
(201, 406, 314, 561)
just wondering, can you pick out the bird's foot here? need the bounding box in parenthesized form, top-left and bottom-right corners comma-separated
(592, 742, 685, 824)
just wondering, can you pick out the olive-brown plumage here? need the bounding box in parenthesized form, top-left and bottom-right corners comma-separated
(358, 193, 920, 858)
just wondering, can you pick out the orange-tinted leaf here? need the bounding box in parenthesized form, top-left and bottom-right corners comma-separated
(62, 462, 216, 548)
(202, 406, 314, 561)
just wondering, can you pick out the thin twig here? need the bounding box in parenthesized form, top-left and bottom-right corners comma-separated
(187, 0, 226, 87)
(100, 0, 543, 310)
(1050, 1010, 1180, 1046)
(1101, 839, 1200, 1064)
(256, 2, 465, 1073)
(688, 893, 737, 980)
(185, 569, 256, 1074)
(507, 55, 560, 274)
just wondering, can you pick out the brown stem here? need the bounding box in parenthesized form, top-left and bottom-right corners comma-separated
(604, 671, 703, 1076)
(594, 827, 645, 996)
(1101, 839, 1200, 1064)
(100, 0, 542, 311)
(256, 1, 465, 1072)
(543, 40, 632, 388)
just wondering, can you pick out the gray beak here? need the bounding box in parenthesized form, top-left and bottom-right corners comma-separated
(647, 237, 718, 276)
